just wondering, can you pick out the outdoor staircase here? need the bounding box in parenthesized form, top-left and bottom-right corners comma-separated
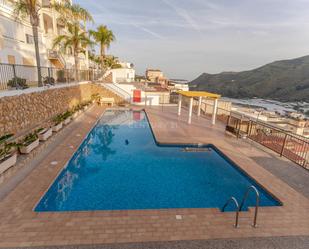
(99, 83, 132, 104)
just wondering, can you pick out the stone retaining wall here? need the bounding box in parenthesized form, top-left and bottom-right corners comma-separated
(0, 83, 123, 136)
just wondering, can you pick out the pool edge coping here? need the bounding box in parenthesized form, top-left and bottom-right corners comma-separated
(34, 108, 283, 213)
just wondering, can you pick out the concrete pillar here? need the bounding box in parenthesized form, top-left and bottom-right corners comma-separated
(178, 94, 182, 116)
(188, 97, 193, 124)
(212, 98, 218, 125)
(197, 96, 202, 117)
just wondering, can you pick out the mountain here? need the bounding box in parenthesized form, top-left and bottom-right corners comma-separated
(189, 55, 309, 102)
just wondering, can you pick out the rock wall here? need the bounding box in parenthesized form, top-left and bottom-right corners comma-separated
(0, 83, 123, 137)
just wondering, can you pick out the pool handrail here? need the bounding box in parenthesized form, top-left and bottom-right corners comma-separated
(222, 196, 240, 228)
(239, 185, 260, 228)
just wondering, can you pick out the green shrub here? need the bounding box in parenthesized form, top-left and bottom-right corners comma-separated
(53, 114, 63, 125)
(56, 70, 66, 83)
(62, 111, 72, 120)
(111, 64, 122, 69)
(0, 134, 16, 161)
(7, 77, 28, 89)
(19, 132, 38, 147)
(91, 93, 100, 101)
(43, 77, 55, 85)
(53, 111, 73, 125)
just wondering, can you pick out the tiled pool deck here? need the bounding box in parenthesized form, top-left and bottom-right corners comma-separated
(0, 105, 309, 248)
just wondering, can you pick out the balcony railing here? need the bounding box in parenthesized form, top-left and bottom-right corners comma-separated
(177, 94, 309, 169)
(226, 115, 309, 169)
(0, 62, 105, 91)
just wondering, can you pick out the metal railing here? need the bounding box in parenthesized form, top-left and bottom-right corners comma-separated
(100, 83, 132, 103)
(47, 49, 66, 67)
(0, 63, 105, 90)
(239, 186, 260, 228)
(222, 185, 260, 228)
(159, 93, 309, 169)
(226, 115, 309, 169)
(222, 197, 240, 228)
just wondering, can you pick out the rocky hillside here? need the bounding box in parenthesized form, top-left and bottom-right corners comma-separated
(189, 55, 309, 102)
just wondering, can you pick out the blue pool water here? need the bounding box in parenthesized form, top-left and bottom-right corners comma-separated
(35, 110, 280, 212)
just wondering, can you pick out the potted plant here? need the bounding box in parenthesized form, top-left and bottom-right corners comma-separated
(43, 76, 55, 85)
(52, 115, 63, 132)
(18, 132, 39, 154)
(82, 101, 92, 111)
(56, 70, 66, 83)
(37, 127, 52, 141)
(7, 77, 28, 89)
(77, 104, 83, 114)
(62, 111, 72, 125)
(0, 134, 17, 174)
(91, 93, 100, 103)
(71, 105, 81, 119)
(82, 102, 89, 111)
(72, 107, 78, 119)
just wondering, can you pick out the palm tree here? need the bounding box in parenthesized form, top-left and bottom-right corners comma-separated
(103, 55, 122, 70)
(52, 2, 93, 25)
(89, 25, 115, 68)
(53, 1, 93, 71)
(53, 22, 92, 80)
(88, 52, 101, 68)
(11, 0, 43, 86)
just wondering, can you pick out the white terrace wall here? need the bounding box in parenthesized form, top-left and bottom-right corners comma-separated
(0, 83, 123, 136)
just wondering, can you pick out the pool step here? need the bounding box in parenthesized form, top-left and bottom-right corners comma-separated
(182, 147, 211, 152)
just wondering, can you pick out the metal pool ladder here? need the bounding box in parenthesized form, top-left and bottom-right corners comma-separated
(222, 185, 260, 228)
(222, 197, 240, 228)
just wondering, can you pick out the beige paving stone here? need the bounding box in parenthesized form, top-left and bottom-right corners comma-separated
(0, 106, 308, 247)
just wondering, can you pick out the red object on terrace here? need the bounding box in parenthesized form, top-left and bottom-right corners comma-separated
(133, 90, 141, 103)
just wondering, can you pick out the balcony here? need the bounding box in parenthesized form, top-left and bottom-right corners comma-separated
(48, 49, 65, 68)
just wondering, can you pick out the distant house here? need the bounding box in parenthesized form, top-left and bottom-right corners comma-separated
(168, 79, 189, 91)
(104, 61, 135, 83)
(146, 69, 169, 87)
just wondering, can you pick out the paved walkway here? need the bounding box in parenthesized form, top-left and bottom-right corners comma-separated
(6, 236, 309, 249)
(0, 106, 308, 248)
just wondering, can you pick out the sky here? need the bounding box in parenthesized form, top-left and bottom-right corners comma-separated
(75, 0, 309, 80)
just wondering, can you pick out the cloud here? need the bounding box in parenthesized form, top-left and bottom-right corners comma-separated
(161, 0, 202, 34)
(132, 24, 164, 39)
(75, 0, 309, 79)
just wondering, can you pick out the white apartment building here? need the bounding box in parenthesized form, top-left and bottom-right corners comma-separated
(0, 0, 88, 69)
(105, 61, 135, 83)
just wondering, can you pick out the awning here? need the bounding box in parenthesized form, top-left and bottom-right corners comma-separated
(177, 91, 221, 99)
(177, 90, 221, 125)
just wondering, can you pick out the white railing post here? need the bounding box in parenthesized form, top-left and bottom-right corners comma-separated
(188, 97, 193, 124)
(212, 98, 218, 125)
(178, 94, 182, 116)
(197, 96, 202, 117)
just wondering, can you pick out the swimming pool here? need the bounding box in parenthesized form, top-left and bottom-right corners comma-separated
(35, 110, 280, 212)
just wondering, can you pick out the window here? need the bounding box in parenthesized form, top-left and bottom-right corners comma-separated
(22, 57, 34, 66)
(7, 55, 15, 64)
(26, 34, 34, 44)
(1, 16, 24, 42)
